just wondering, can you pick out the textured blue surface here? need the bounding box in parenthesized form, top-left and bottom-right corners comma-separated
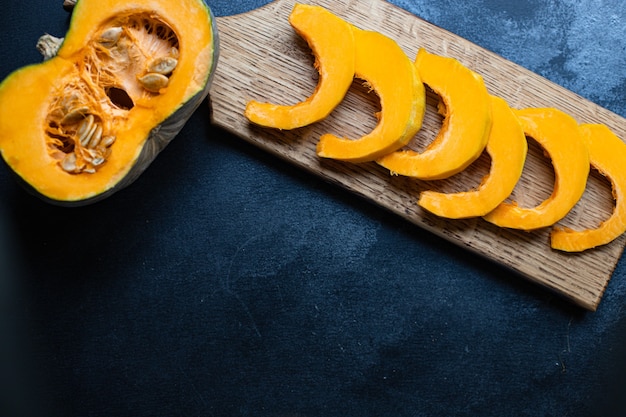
(0, 1, 625, 417)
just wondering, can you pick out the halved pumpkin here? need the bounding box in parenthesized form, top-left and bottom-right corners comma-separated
(377, 48, 492, 180)
(0, 0, 219, 205)
(483, 108, 589, 230)
(244, 4, 355, 130)
(418, 96, 527, 219)
(551, 124, 626, 252)
(315, 27, 425, 163)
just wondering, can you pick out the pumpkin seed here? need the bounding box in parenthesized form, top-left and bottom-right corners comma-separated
(88, 125, 103, 149)
(79, 121, 98, 147)
(60, 152, 77, 173)
(147, 56, 178, 75)
(101, 135, 116, 147)
(76, 147, 105, 172)
(138, 73, 169, 92)
(49, 150, 66, 161)
(98, 27, 123, 47)
(61, 106, 89, 125)
(97, 146, 113, 160)
(80, 147, 101, 162)
(76, 114, 94, 140)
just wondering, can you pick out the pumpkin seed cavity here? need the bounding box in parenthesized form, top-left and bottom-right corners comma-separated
(45, 14, 180, 174)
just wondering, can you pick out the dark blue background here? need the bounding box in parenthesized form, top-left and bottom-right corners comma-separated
(1, 1, 625, 416)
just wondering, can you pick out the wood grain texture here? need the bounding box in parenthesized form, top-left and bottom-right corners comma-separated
(208, 0, 626, 311)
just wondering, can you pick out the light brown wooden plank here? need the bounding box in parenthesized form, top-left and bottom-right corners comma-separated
(209, 0, 626, 311)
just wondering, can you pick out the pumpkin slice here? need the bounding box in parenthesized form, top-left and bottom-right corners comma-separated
(483, 108, 589, 230)
(418, 96, 527, 219)
(315, 27, 425, 163)
(244, 4, 355, 130)
(551, 124, 626, 252)
(376, 48, 492, 180)
(0, 0, 218, 205)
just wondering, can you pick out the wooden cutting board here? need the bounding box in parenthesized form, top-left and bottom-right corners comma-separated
(209, 0, 626, 311)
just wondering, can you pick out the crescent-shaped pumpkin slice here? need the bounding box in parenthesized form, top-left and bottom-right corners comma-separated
(551, 124, 626, 252)
(376, 48, 492, 180)
(418, 96, 527, 219)
(483, 108, 590, 230)
(244, 4, 355, 130)
(315, 27, 426, 163)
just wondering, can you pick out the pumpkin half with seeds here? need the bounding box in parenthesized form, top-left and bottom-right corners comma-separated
(0, 0, 218, 205)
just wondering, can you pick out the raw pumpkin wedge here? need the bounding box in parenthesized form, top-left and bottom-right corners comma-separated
(315, 27, 425, 163)
(551, 124, 626, 252)
(418, 96, 527, 219)
(376, 48, 492, 180)
(483, 108, 589, 230)
(244, 4, 355, 130)
(0, 0, 218, 205)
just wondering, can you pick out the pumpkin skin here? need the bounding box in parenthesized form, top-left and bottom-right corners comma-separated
(244, 4, 355, 130)
(483, 108, 590, 230)
(418, 96, 527, 219)
(377, 48, 492, 180)
(315, 27, 425, 163)
(551, 124, 626, 252)
(0, 0, 219, 205)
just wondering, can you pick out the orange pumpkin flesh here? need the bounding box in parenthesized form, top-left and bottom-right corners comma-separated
(418, 96, 527, 219)
(240, 4, 626, 251)
(244, 4, 355, 130)
(483, 108, 590, 230)
(0, 0, 218, 205)
(377, 48, 492, 180)
(315, 27, 425, 163)
(551, 124, 626, 252)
